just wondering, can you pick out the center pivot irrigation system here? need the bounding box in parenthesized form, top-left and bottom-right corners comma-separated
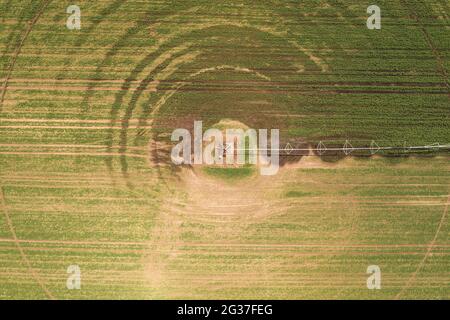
(223, 141, 450, 156)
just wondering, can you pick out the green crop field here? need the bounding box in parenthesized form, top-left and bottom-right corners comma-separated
(0, 0, 449, 299)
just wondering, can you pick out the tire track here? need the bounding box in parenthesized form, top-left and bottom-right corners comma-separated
(401, 0, 450, 93)
(395, 194, 450, 299)
(0, 184, 54, 299)
(0, 0, 52, 112)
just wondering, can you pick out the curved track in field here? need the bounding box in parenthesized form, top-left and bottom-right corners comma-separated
(395, 194, 450, 299)
(0, 0, 52, 111)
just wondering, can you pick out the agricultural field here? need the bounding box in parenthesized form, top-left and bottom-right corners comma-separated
(0, 0, 449, 299)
